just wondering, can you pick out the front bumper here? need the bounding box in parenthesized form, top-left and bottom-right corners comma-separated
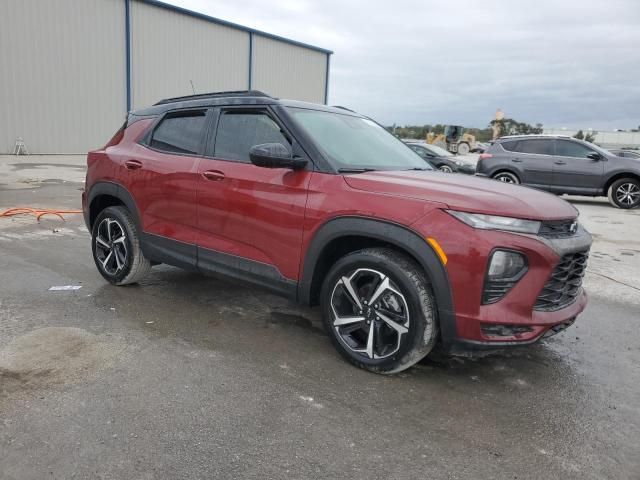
(411, 210, 592, 353)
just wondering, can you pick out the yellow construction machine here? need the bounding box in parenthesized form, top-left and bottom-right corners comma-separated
(426, 126, 476, 155)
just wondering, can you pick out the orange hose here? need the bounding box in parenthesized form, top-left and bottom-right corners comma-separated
(0, 207, 82, 222)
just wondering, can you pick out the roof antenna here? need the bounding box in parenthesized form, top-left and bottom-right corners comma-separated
(189, 80, 196, 94)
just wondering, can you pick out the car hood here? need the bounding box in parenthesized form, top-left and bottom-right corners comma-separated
(343, 170, 578, 220)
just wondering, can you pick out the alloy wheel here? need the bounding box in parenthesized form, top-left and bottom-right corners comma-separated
(616, 182, 640, 206)
(330, 268, 410, 359)
(95, 218, 128, 276)
(494, 173, 518, 184)
(439, 165, 453, 173)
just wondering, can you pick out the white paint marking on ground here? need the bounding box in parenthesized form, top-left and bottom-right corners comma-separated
(299, 395, 324, 409)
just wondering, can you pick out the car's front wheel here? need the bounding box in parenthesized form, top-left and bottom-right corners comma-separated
(608, 178, 640, 209)
(320, 248, 438, 374)
(91, 206, 151, 285)
(438, 164, 454, 173)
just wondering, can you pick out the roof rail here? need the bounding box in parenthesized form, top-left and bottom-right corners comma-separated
(332, 105, 355, 112)
(155, 90, 272, 105)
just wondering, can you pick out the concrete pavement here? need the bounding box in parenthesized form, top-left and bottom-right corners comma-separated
(1, 155, 639, 479)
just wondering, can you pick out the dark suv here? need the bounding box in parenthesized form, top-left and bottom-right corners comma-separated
(83, 91, 592, 374)
(477, 135, 640, 209)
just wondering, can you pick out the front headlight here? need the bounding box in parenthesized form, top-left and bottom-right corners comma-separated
(447, 210, 541, 234)
(455, 160, 465, 166)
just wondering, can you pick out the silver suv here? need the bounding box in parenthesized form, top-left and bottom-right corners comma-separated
(476, 135, 640, 209)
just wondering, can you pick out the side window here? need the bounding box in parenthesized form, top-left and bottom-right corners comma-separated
(517, 139, 553, 155)
(409, 145, 427, 157)
(501, 140, 519, 152)
(556, 140, 595, 159)
(149, 110, 208, 155)
(213, 111, 291, 162)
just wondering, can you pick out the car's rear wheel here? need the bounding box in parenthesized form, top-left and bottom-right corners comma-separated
(608, 178, 640, 209)
(320, 248, 438, 374)
(438, 164, 454, 173)
(492, 171, 520, 184)
(91, 206, 151, 285)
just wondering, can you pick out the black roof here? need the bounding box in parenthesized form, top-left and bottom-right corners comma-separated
(132, 91, 361, 118)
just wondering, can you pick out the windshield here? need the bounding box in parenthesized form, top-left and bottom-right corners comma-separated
(287, 108, 431, 171)
(422, 144, 453, 157)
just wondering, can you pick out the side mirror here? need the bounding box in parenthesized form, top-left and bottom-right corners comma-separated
(249, 143, 307, 170)
(586, 152, 602, 161)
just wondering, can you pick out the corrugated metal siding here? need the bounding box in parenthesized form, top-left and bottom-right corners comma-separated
(251, 35, 328, 104)
(130, 1, 249, 109)
(0, 0, 126, 154)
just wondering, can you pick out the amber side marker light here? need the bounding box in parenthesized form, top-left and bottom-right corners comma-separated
(426, 237, 448, 265)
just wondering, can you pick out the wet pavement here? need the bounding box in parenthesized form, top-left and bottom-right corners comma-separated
(1, 156, 639, 479)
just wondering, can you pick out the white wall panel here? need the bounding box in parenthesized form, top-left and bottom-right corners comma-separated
(252, 35, 328, 104)
(130, 1, 250, 109)
(0, 0, 126, 153)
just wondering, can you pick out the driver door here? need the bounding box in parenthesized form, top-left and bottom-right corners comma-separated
(552, 139, 605, 193)
(195, 107, 313, 289)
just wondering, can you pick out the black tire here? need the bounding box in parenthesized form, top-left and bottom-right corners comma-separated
(492, 171, 520, 184)
(320, 248, 439, 374)
(607, 178, 640, 209)
(91, 206, 151, 285)
(438, 164, 454, 173)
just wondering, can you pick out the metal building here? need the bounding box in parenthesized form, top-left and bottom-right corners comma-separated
(0, 0, 332, 154)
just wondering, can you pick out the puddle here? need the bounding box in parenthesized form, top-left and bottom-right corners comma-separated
(11, 163, 86, 171)
(0, 327, 123, 396)
(268, 311, 325, 335)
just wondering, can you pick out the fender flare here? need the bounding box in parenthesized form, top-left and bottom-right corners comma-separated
(86, 181, 141, 231)
(298, 216, 457, 347)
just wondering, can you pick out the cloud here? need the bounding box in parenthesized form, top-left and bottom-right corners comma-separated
(168, 0, 640, 129)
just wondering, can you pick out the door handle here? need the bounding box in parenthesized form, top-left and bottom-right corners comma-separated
(511, 158, 523, 163)
(202, 170, 225, 181)
(554, 160, 567, 165)
(124, 159, 143, 170)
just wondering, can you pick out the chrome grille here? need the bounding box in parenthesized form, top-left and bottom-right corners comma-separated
(534, 251, 589, 311)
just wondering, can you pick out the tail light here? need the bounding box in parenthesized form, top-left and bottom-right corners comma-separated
(479, 153, 493, 161)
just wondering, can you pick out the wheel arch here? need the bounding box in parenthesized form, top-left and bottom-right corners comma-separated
(87, 181, 141, 231)
(299, 216, 456, 346)
(603, 172, 640, 196)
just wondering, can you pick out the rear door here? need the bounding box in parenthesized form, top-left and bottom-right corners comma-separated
(195, 106, 313, 291)
(553, 139, 605, 193)
(507, 139, 555, 187)
(126, 108, 209, 265)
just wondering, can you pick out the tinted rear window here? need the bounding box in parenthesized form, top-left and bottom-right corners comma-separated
(150, 110, 208, 155)
(516, 139, 554, 155)
(500, 140, 519, 152)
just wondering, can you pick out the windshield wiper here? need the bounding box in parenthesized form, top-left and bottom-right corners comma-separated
(337, 168, 377, 174)
(404, 167, 431, 171)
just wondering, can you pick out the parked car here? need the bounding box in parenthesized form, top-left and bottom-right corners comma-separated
(609, 149, 640, 160)
(83, 91, 592, 374)
(472, 141, 489, 153)
(405, 142, 476, 174)
(477, 135, 640, 209)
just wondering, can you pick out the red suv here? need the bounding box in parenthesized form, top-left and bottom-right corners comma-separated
(83, 91, 592, 373)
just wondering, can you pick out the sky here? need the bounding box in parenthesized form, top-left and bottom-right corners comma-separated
(166, 0, 639, 130)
